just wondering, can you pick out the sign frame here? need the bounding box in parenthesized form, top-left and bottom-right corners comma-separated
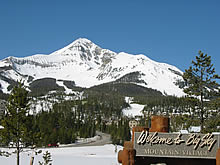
(134, 131, 220, 159)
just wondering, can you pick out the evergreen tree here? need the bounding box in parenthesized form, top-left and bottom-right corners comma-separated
(39, 151, 52, 165)
(0, 81, 31, 165)
(183, 51, 220, 131)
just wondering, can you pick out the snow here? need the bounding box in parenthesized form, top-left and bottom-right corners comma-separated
(56, 80, 73, 94)
(0, 79, 10, 93)
(123, 103, 145, 117)
(179, 130, 189, 134)
(51, 38, 93, 55)
(123, 97, 145, 117)
(30, 99, 53, 114)
(0, 60, 10, 67)
(0, 38, 185, 97)
(0, 144, 122, 165)
(188, 126, 201, 133)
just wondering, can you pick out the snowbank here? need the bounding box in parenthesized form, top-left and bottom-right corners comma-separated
(0, 144, 123, 165)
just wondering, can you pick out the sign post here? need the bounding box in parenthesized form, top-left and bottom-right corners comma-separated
(118, 116, 220, 165)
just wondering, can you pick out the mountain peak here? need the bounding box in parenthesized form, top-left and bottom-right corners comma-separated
(73, 38, 92, 44)
(0, 38, 185, 96)
(51, 38, 99, 55)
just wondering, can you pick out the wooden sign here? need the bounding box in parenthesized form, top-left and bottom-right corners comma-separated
(134, 131, 220, 159)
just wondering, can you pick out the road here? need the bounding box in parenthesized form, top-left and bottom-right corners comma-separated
(76, 131, 112, 147)
(59, 131, 112, 148)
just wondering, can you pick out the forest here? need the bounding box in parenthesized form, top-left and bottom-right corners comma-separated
(0, 51, 220, 149)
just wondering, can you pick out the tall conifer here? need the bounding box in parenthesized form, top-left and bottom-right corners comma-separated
(183, 51, 220, 131)
(0, 81, 30, 165)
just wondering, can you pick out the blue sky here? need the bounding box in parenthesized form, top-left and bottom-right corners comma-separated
(0, 0, 219, 75)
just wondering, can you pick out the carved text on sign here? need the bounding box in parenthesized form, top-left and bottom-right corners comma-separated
(137, 131, 216, 151)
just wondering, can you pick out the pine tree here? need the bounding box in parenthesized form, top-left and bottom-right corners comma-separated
(39, 151, 52, 165)
(183, 51, 220, 131)
(0, 81, 31, 165)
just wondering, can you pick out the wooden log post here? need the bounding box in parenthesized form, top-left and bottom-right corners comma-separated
(149, 115, 169, 133)
(118, 116, 169, 165)
(118, 141, 135, 165)
(217, 148, 220, 165)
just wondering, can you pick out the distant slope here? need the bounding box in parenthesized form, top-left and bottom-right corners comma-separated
(87, 82, 163, 97)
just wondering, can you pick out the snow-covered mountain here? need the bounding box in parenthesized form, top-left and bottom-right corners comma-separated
(0, 38, 185, 96)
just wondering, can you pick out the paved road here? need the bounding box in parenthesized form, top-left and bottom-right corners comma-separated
(59, 131, 112, 148)
(76, 131, 112, 147)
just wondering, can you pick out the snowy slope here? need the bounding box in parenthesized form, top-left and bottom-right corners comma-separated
(0, 144, 122, 165)
(0, 38, 185, 96)
(123, 97, 145, 117)
(123, 103, 145, 117)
